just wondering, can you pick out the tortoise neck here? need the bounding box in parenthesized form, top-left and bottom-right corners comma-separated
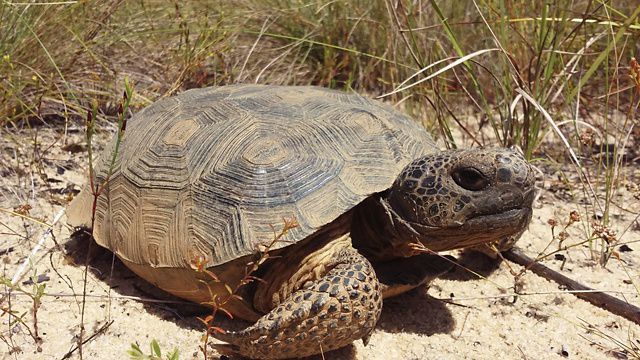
(351, 193, 422, 262)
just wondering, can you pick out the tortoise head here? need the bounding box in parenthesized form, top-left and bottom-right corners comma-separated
(387, 148, 536, 252)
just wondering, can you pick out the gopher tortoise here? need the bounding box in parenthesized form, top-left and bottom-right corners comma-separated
(67, 84, 536, 359)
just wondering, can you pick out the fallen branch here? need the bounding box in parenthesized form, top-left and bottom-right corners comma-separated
(503, 247, 640, 325)
(61, 320, 114, 360)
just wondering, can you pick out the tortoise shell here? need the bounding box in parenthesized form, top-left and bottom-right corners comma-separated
(68, 85, 438, 269)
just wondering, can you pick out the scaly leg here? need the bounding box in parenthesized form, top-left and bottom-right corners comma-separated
(213, 246, 382, 359)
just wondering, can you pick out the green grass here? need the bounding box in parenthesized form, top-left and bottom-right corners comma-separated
(3, 1, 637, 152)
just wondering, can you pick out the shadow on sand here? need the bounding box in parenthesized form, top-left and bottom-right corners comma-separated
(440, 249, 503, 282)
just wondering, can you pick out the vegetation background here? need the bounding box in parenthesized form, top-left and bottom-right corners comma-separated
(1, 1, 639, 359)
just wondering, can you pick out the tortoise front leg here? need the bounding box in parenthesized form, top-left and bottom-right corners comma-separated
(213, 246, 382, 359)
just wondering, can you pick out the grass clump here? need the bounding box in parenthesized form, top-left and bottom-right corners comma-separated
(0, 1, 232, 128)
(3, 1, 638, 159)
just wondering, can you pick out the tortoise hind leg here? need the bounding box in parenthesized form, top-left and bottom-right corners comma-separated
(213, 246, 382, 359)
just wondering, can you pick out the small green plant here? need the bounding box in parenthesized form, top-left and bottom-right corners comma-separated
(191, 217, 299, 360)
(78, 77, 134, 359)
(128, 339, 179, 360)
(0, 267, 47, 349)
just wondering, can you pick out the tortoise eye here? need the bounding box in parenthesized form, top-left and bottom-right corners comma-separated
(452, 167, 489, 191)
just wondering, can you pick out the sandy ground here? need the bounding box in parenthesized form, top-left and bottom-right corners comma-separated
(1, 126, 639, 360)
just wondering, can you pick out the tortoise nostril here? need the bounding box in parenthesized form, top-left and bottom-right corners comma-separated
(452, 167, 489, 191)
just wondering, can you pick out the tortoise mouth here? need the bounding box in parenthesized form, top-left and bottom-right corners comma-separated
(465, 207, 531, 229)
(418, 207, 533, 252)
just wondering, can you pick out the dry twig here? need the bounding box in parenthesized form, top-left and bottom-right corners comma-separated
(503, 247, 640, 325)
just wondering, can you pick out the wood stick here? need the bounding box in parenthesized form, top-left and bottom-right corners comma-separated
(503, 247, 640, 325)
(61, 320, 113, 359)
